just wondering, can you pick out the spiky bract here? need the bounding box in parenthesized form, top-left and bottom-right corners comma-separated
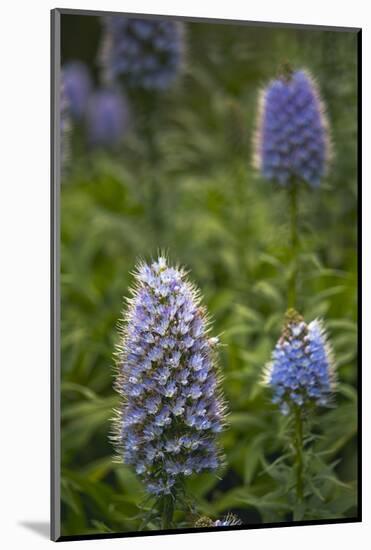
(213, 513, 242, 526)
(195, 514, 242, 528)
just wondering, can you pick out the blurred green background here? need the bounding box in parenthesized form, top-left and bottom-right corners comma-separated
(60, 14, 358, 536)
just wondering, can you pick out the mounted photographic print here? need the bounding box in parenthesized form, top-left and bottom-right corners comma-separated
(51, 8, 361, 542)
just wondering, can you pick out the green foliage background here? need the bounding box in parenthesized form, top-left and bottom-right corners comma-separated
(60, 15, 358, 536)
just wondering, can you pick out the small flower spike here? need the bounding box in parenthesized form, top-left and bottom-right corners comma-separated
(99, 16, 185, 91)
(114, 256, 226, 496)
(264, 309, 336, 415)
(213, 513, 242, 527)
(253, 67, 331, 187)
(195, 514, 242, 528)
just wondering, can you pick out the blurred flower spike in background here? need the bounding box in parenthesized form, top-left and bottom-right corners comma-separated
(60, 73, 70, 171)
(114, 256, 226, 497)
(99, 16, 185, 91)
(86, 88, 130, 148)
(62, 61, 93, 120)
(264, 308, 336, 415)
(253, 67, 331, 187)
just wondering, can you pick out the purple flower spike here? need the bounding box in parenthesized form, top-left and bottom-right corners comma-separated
(62, 61, 92, 120)
(253, 68, 331, 187)
(86, 88, 129, 148)
(114, 256, 226, 496)
(99, 16, 185, 91)
(264, 309, 336, 415)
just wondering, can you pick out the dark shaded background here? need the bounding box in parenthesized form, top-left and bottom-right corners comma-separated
(60, 13, 358, 536)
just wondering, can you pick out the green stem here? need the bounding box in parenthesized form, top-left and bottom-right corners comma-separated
(293, 406, 304, 516)
(140, 92, 164, 244)
(286, 181, 304, 518)
(288, 182, 299, 308)
(160, 494, 174, 530)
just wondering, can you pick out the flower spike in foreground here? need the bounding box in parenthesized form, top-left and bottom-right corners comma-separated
(114, 256, 226, 497)
(253, 67, 331, 187)
(264, 309, 336, 415)
(99, 16, 185, 91)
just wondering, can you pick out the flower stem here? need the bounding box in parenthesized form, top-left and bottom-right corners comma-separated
(293, 406, 304, 517)
(142, 93, 164, 242)
(160, 493, 175, 530)
(287, 181, 304, 518)
(288, 182, 299, 308)
(148, 131, 162, 238)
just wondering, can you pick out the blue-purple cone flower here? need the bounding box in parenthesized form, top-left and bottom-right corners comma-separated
(264, 309, 336, 415)
(99, 16, 184, 91)
(115, 257, 226, 496)
(254, 69, 331, 187)
(62, 61, 92, 120)
(86, 88, 129, 148)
